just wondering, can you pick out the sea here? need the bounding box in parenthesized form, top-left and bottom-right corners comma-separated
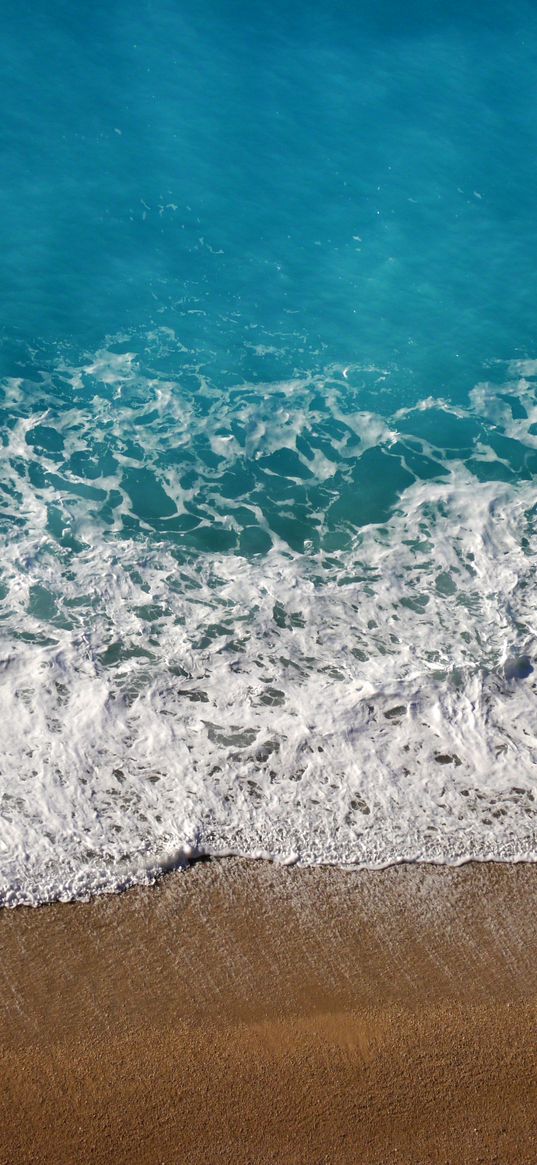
(1, 0, 536, 905)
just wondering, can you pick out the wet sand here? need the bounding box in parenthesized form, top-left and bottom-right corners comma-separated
(0, 858, 537, 1163)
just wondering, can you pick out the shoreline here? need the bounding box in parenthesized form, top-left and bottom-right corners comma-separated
(7, 843, 537, 910)
(1, 858, 537, 1162)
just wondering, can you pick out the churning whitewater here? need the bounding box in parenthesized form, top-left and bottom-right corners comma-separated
(0, 346, 536, 904)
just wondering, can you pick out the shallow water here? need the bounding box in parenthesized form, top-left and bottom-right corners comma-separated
(1, 0, 536, 903)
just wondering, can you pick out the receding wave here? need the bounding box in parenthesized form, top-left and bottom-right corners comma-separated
(0, 341, 536, 904)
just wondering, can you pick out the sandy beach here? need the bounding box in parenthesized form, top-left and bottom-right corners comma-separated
(0, 858, 536, 1164)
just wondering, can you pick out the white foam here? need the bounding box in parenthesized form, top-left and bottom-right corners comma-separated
(0, 353, 536, 904)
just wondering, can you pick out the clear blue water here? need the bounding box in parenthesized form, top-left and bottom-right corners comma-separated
(1, 0, 537, 903)
(3, 1, 537, 392)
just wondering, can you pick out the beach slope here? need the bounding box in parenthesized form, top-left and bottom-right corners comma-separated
(0, 859, 536, 1164)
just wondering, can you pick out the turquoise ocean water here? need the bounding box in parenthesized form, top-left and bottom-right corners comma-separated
(1, 0, 536, 903)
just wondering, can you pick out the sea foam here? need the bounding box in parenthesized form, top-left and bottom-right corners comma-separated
(0, 347, 535, 904)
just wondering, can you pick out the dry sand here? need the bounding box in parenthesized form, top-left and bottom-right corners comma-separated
(0, 858, 536, 1163)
